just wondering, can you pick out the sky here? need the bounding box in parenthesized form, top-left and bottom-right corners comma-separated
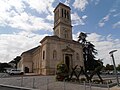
(0, 0, 120, 66)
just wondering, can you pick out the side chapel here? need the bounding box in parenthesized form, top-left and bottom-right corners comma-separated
(18, 3, 84, 75)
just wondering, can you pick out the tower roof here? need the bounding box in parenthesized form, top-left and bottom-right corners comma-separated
(54, 3, 71, 12)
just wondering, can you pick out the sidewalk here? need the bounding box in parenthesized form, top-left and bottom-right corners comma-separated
(0, 75, 120, 90)
(110, 86, 120, 90)
(0, 82, 120, 90)
(0, 84, 38, 90)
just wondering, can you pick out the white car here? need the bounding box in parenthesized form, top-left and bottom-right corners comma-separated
(6, 69, 23, 75)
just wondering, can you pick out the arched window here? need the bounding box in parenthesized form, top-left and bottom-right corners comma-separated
(53, 50, 57, 60)
(64, 9, 67, 18)
(76, 53, 79, 60)
(57, 9, 59, 19)
(64, 30, 68, 38)
(67, 11, 69, 19)
(61, 8, 64, 17)
(55, 12, 57, 22)
(43, 51, 45, 60)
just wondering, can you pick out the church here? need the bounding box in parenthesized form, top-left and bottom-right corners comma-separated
(18, 3, 84, 75)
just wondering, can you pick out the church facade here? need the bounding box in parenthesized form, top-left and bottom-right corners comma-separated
(18, 3, 84, 75)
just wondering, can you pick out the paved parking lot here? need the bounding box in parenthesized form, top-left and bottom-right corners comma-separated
(0, 74, 120, 90)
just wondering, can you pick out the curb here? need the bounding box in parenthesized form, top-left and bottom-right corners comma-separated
(0, 84, 38, 90)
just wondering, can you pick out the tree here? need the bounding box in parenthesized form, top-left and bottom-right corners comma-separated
(78, 32, 87, 43)
(116, 64, 120, 71)
(78, 32, 103, 82)
(56, 61, 69, 81)
(0, 63, 12, 72)
(9, 56, 21, 69)
(105, 64, 114, 71)
(83, 42, 98, 71)
(78, 32, 99, 71)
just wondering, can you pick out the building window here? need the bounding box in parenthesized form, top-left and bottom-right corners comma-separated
(53, 50, 57, 60)
(61, 9, 67, 18)
(43, 51, 45, 60)
(55, 9, 59, 21)
(64, 29, 68, 38)
(67, 11, 69, 19)
(58, 9, 59, 19)
(76, 53, 79, 60)
(61, 8, 64, 17)
(64, 9, 67, 18)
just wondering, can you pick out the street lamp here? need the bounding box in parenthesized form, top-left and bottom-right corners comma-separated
(109, 50, 119, 86)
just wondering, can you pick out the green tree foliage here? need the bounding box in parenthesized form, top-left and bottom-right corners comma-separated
(0, 63, 12, 72)
(56, 61, 69, 81)
(105, 64, 114, 71)
(83, 42, 98, 71)
(78, 32, 104, 83)
(78, 32, 103, 71)
(116, 64, 120, 71)
(9, 56, 21, 69)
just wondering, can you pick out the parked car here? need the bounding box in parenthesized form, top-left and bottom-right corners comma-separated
(117, 71, 120, 75)
(109, 71, 113, 74)
(6, 69, 23, 75)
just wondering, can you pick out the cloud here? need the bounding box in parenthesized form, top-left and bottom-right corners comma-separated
(87, 33, 120, 65)
(98, 23, 104, 27)
(98, 0, 120, 28)
(9, 12, 53, 31)
(113, 13, 120, 17)
(46, 14, 54, 21)
(73, 32, 120, 65)
(82, 15, 88, 20)
(0, 0, 25, 13)
(0, 31, 49, 63)
(64, 0, 71, 6)
(113, 21, 120, 29)
(95, 0, 100, 5)
(24, 0, 55, 14)
(0, 0, 54, 32)
(73, 0, 88, 11)
(90, 0, 101, 5)
(71, 12, 85, 26)
(98, 14, 110, 27)
(0, 11, 53, 31)
(72, 0, 102, 11)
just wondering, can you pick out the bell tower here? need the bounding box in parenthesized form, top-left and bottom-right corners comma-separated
(53, 3, 72, 40)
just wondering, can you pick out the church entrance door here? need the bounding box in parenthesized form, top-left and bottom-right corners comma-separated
(65, 54, 72, 71)
(65, 56, 70, 71)
(24, 67, 29, 73)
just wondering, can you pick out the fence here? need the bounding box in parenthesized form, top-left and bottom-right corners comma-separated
(0, 75, 116, 90)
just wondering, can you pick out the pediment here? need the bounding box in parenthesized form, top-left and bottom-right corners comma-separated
(62, 46, 75, 52)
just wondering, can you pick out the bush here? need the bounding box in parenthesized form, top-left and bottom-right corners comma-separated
(108, 80, 112, 84)
(80, 78, 86, 82)
(102, 80, 112, 84)
(93, 79, 101, 84)
(56, 61, 69, 81)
